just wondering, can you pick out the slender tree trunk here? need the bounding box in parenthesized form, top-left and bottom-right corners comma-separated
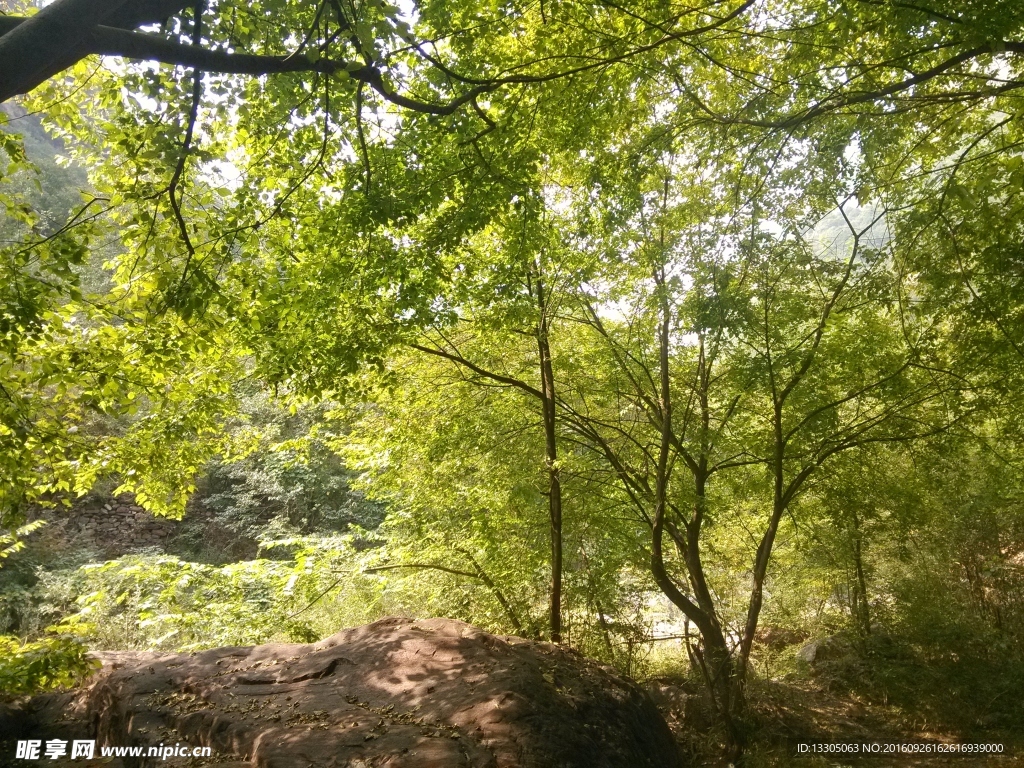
(409, 263, 564, 643)
(732, 403, 794, 757)
(648, 268, 745, 757)
(688, 477, 745, 754)
(579, 546, 615, 659)
(534, 271, 563, 643)
(455, 547, 528, 637)
(850, 509, 872, 636)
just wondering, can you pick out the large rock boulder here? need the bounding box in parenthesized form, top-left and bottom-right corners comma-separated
(8, 618, 682, 768)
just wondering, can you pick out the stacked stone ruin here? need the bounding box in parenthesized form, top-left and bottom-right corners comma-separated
(32, 494, 175, 556)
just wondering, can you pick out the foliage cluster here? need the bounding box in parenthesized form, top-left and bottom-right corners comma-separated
(0, 634, 98, 697)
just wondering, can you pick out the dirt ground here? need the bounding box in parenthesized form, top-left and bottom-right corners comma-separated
(652, 675, 1023, 767)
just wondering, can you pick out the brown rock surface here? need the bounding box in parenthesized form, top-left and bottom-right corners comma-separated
(5, 618, 681, 768)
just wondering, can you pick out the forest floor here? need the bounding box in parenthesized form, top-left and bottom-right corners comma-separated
(663, 674, 1024, 767)
(748, 678, 1021, 766)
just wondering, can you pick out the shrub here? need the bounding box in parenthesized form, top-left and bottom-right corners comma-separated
(0, 635, 99, 696)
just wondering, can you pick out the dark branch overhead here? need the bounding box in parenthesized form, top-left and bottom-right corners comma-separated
(0, 16, 492, 114)
(0, 0, 758, 112)
(0, 0, 220, 102)
(1, 0, 1018, 126)
(0, 0, 133, 101)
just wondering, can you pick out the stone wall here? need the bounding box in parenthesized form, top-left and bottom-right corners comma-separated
(32, 494, 176, 556)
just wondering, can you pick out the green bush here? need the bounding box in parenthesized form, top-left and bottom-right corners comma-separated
(0, 635, 99, 696)
(196, 443, 384, 540)
(58, 533, 396, 650)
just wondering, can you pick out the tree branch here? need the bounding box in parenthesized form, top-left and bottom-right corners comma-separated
(0, 16, 495, 113)
(409, 342, 545, 400)
(0, 0, 134, 100)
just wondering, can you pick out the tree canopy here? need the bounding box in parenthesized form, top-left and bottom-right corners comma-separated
(2, 0, 1024, 758)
